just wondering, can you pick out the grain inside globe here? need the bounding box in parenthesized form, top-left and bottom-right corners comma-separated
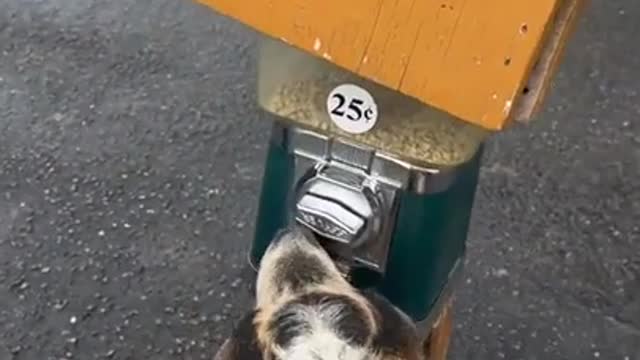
(262, 73, 490, 167)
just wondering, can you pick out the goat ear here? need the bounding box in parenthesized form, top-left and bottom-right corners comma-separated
(256, 226, 347, 307)
(361, 290, 424, 360)
(215, 310, 266, 360)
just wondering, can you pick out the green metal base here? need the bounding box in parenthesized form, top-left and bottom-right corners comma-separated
(250, 131, 295, 267)
(376, 146, 481, 320)
(250, 128, 483, 322)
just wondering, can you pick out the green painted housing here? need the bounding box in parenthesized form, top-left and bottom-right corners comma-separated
(251, 128, 483, 322)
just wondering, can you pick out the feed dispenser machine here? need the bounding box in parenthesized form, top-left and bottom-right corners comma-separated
(195, 0, 586, 357)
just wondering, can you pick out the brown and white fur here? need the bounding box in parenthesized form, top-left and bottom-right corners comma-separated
(216, 226, 424, 360)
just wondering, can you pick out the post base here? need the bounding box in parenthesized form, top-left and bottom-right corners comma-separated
(422, 297, 454, 360)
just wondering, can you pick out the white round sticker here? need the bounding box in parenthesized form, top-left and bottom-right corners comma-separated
(326, 84, 378, 134)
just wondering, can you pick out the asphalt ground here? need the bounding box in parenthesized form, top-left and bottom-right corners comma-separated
(0, 1, 638, 359)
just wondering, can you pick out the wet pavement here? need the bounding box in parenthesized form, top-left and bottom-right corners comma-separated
(0, 1, 638, 359)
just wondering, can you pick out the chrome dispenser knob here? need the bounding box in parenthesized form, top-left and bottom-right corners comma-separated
(294, 167, 382, 249)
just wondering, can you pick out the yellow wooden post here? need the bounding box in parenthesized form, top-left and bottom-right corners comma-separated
(194, 0, 586, 131)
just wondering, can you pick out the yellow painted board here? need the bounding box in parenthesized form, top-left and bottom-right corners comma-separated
(195, 0, 585, 130)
